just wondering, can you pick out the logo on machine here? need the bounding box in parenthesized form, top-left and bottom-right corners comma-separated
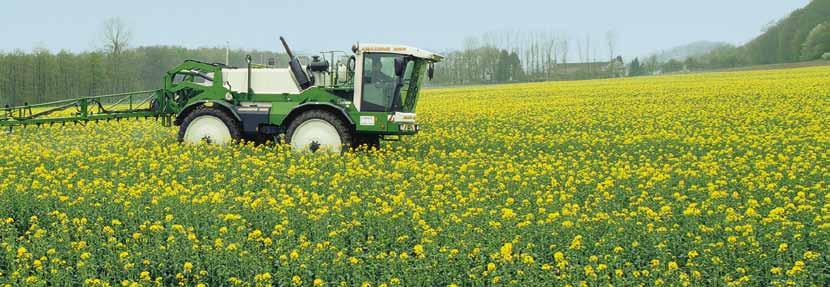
(360, 116, 375, 126)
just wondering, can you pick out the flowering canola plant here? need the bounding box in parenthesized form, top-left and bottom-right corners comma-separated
(1, 67, 829, 286)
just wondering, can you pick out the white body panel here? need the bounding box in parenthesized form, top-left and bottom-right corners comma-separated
(222, 68, 302, 94)
(357, 43, 444, 61)
(353, 54, 365, 111)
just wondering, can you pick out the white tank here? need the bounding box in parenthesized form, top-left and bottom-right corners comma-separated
(221, 68, 302, 94)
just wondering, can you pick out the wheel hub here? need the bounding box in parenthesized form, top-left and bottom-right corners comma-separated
(183, 115, 232, 145)
(290, 119, 342, 153)
(309, 141, 321, 152)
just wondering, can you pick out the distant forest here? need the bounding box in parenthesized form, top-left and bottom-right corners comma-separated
(0, 46, 286, 106)
(2, 0, 830, 105)
(641, 0, 830, 73)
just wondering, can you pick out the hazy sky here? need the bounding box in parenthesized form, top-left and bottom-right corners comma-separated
(0, 0, 811, 59)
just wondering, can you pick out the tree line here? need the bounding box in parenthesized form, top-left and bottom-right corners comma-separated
(1, 28, 627, 105)
(0, 47, 286, 106)
(0, 19, 287, 106)
(432, 30, 625, 85)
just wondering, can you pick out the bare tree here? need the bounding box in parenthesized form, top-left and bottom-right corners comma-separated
(561, 38, 569, 66)
(585, 34, 591, 72)
(102, 17, 132, 56)
(101, 17, 132, 92)
(606, 30, 617, 60)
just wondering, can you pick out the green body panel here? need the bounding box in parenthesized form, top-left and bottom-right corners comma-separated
(268, 102, 299, 124)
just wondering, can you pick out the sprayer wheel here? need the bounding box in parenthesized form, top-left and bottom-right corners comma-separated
(285, 110, 353, 153)
(177, 106, 241, 145)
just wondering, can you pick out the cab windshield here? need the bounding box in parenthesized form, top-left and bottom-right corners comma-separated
(361, 53, 427, 112)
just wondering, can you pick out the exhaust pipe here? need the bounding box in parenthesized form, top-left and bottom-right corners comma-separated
(280, 36, 313, 90)
(246, 55, 253, 95)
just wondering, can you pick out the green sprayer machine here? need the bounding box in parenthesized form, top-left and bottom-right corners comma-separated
(0, 37, 443, 152)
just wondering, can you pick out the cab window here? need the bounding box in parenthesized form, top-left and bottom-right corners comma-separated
(361, 53, 401, 112)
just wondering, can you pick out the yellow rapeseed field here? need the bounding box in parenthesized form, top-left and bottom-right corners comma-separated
(1, 67, 829, 286)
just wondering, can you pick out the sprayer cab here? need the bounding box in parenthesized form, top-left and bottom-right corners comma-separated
(350, 43, 442, 113)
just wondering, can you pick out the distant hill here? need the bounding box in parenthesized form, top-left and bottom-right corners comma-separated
(688, 0, 830, 69)
(649, 41, 732, 62)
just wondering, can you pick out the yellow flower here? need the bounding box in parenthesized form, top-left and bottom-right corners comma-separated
(255, 272, 272, 282)
(183, 262, 193, 273)
(521, 254, 535, 265)
(651, 259, 660, 268)
(687, 250, 699, 259)
(414, 244, 425, 258)
(554, 252, 565, 262)
(786, 261, 805, 276)
(569, 235, 582, 250)
(584, 265, 596, 277)
(499, 243, 513, 261)
(804, 251, 820, 260)
(771, 267, 782, 275)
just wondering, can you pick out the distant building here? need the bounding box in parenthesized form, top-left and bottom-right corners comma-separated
(554, 56, 626, 79)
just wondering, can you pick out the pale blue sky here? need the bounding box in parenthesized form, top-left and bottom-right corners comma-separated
(0, 0, 811, 58)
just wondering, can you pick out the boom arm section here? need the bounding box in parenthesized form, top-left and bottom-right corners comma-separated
(0, 90, 169, 128)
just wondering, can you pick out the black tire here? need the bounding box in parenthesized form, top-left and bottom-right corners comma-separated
(177, 106, 241, 144)
(285, 109, 353, 152)
(353, 134, 381, 150)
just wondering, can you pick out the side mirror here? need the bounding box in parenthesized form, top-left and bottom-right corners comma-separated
(347, 56, 356, 73)
(427, 63, 435, 80)
(394, 58, 405, 77)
